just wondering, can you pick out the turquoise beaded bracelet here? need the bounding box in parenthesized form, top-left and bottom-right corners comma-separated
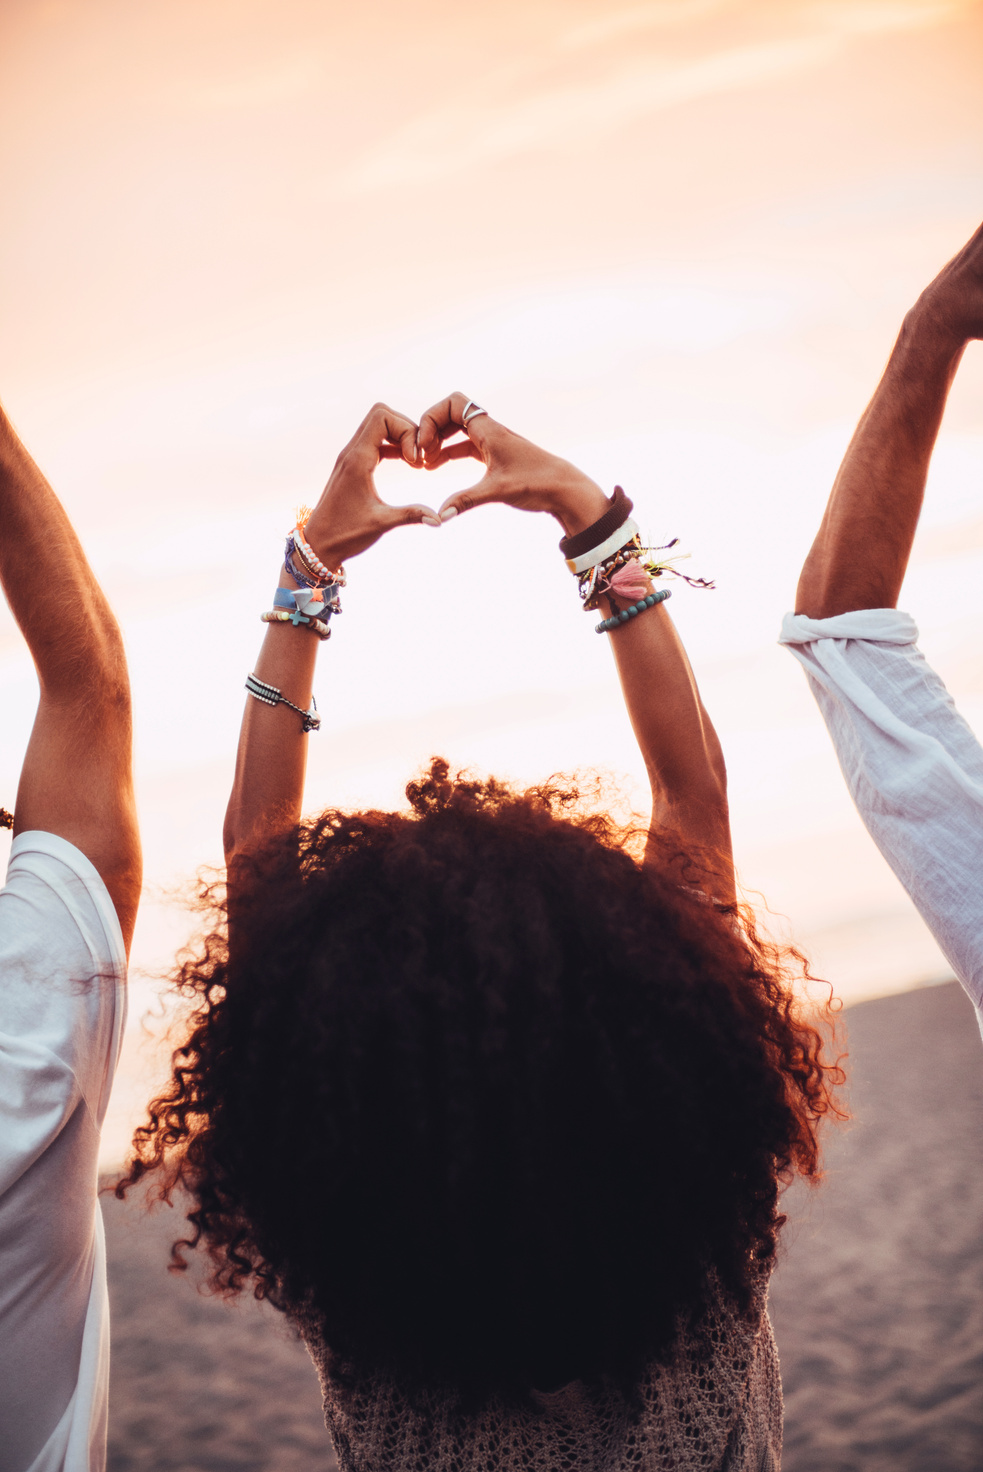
(595, 586, 671, 633)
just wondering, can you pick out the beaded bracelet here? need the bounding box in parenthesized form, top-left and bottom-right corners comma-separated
(284, 534, 346, 589)
(0, 807, 12, 831)
(261, 609, 332, 639)
(579, 538, 646, 608)
(595, 587, 671, 633)
(245, 673, 321, 731)
(292, 524, 345, 587)
(284, 539, 344, 595)
(284, 545, 322, 591)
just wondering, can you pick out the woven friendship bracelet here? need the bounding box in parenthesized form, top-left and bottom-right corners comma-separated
(245, 673, 321, 732)
(274, 584, 339, 619)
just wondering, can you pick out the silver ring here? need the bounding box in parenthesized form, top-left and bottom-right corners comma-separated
(461, 400, 488, 426)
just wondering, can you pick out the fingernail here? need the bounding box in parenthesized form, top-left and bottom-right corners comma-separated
(421, 514, 441, 527)
(439, 507, 458, 522)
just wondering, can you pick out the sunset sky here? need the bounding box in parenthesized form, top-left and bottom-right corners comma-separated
(1, 0, 981, 1160)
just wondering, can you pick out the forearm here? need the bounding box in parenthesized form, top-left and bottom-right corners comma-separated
(607, 604, 732, 901)
(223, 574, 320, 861)
(0, 406, 126, 693)
(0, 406, 140, 942)
(795, 307, 965, 620)
(555, 484, 732, 898)
(223, 402, 432, 862)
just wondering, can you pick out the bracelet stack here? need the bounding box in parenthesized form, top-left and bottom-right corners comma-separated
(261, 585, 334, 639)
(559, 486, 713, 634)
(261, 514, 346, 639)
(247, 512, 343, 732)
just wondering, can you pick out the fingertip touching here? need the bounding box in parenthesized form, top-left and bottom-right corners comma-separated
(386, 503, 441, 529)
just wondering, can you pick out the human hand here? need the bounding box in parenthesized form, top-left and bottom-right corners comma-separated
(910, 219, 983, 347)
(416, 392, 610, 537)
(302, 403, 439, 570)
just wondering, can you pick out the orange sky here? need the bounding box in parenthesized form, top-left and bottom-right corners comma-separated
(1, 0, 982, 1160)
(2, 0, 981, 400)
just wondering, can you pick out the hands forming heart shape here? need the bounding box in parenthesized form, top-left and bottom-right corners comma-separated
(302, 391, 612, 572)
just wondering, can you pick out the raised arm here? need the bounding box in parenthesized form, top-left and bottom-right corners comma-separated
(418, 394, 732, 904)
(0, 404, 141, 949)
(224, 404, 438, 861)
(795, 221, 983, 619)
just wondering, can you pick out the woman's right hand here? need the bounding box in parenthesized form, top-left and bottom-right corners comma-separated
(303, 402, 439, 572)
(416, 392, 610, 538)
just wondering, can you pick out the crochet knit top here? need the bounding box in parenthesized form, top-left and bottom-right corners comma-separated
(301, 1271, 782, 1472)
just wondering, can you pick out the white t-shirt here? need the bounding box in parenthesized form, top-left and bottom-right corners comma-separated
(0, 832, 126, 1472)
(780, 607, 983, 1035)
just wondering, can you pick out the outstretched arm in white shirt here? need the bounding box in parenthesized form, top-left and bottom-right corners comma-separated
(783, 223, 983, 1023)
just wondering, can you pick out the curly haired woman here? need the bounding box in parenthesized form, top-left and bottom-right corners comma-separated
(120, 393, 840, 1472)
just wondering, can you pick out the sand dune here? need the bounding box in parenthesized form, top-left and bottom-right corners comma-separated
(769, 981, 983, 1472)
(103, 981, 983, 1471)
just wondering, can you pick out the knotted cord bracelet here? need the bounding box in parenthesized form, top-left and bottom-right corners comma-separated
(595, 587, 671, 633)
(245, 673, 321, 732)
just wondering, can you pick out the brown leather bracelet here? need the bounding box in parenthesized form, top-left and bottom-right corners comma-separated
(558, 485, 634, 560)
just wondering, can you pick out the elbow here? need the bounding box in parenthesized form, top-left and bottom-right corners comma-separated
(39, 613, 131, 711)
(703, 718, 729, 802)
(223, 820, 241, 868)
(648, 744, 729, 816)
(699, 761, 730, 828)
(223, 793, 255, 867)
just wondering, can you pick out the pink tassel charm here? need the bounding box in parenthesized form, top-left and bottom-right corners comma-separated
(607, 560, 653, 602)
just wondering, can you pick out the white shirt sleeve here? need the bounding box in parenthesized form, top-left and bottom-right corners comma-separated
(780, 608, 983, 1032)
(0, 831, 127, 1472)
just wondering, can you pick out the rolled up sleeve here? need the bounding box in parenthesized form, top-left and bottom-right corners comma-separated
(780, 608, 983, 1029)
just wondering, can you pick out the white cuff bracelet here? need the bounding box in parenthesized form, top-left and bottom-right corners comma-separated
(565, 518, 640, 575)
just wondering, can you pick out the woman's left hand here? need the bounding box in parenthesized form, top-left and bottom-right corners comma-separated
(303, 403, 440, 570)
(416, 392, 609, 537)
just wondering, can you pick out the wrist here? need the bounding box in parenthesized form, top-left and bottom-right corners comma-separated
(901, 293, 970, 363)
(553, 482, 611, 537)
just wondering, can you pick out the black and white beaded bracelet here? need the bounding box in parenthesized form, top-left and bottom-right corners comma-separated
(245, 673, 321, 733)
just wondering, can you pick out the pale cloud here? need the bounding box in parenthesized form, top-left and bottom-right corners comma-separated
(341, 0, 972, 194)
(560, 0, 738, 50)
(176, 55, 323, 111)
(804, 0, 971, 35)
(341, 36, 838, 192)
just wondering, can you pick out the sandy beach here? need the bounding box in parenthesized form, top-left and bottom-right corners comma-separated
(103, 980, 983, 1471)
